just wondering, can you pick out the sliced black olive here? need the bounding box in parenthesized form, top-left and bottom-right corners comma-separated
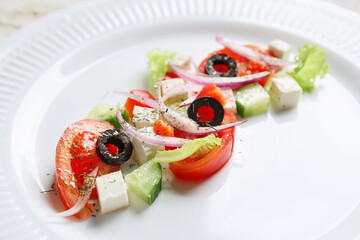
(187, 97, 224, 127)
(205, 53, 237, 77)
(96, 129, 132, 166)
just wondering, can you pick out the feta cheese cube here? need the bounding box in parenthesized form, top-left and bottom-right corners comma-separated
(137, 126, 157, 136)
(169, 52, 192, 71)
(270, 76, 302, 109)
(221, 88, 237, 114)
(132, 106, 159, 129)
(132, 127, 164, 165)
(132, 138, 164, 165)
(96, 171, 129, 214)
(161, 78, 186, 95)
(161, 78, 188, 103)
(269, 39, 292, 60)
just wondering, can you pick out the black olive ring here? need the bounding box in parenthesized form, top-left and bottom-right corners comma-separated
(187, 97, 224, 127)
(205, 53, 237, 77)
(96, 129, 132, 166)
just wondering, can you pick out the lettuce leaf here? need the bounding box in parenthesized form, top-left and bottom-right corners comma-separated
(290, 43, 329, 92)
(86, 103, 129, 129)
(147, 49, 177, 88)
(153, 135, 221, 163)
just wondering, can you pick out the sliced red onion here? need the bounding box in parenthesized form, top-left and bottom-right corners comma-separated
(161, 96, 247, 135)
(171, 65, 270, 88)
(180, 95, 197, 107)
(112, 89, 200, 134)
(158, 81, 200, 132)
(215, 35, 292, 67)
(162, 84, 202, 103)
(191, 59, 200, 73)
(158, 82, 247, 135)
(117, 88, 247, 136)
(110, 91, 160, 110)
(49, 167, 98, 218)
(182, 120, 247, 136)
(116, 104, 190, 147)
(182, 88, 200, 107)
(160, 100, 201, 132)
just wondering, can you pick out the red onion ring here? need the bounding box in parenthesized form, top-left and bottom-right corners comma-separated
(157, 81, 247, 135)
(182, 120, 247, 136)
(215, 35, 292, 67)
(111, 90, 200, 132)
(116, 104, 190, 147)
(110, 91, 160, 110)
(180, 95, 197, 107)
(170, 65, 270, 88)
(49, 167, 98, 217)
(116, 89, 247, 136)
(157, 81, 200, 132)
(191, 59, 201, 73)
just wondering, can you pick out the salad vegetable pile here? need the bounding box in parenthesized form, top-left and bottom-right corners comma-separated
(52, 36, 328, 220)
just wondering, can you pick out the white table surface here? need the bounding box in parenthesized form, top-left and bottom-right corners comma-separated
(0, 0, 359, 41)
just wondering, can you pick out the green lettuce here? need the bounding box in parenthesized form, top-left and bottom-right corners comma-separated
(147, 49, 177, 88)
(290, 43, 329, 92)
(86, 103, 129, 129)
(153, 135, 221, 163)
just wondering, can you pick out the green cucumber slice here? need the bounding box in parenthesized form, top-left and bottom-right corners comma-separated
(125, 160, 162, 205)
(86, 103, 129, 129)
(236, 83, 270, 117)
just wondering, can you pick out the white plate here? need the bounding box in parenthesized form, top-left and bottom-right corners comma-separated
(1, 0, 360, 239)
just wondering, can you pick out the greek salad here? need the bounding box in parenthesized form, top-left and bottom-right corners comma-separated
(52, 36, 328, 220)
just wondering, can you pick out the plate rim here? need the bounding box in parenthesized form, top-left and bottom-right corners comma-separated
(0, 0, 360, 239)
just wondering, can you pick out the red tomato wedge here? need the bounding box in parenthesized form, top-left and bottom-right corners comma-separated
(124, 89, 156, 121)
(55, 119, 119, 220)
(153, 119, 175, 137)
(169, 111, 236, 181)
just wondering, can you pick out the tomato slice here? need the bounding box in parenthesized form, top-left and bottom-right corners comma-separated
(124, 89, 156, 121)
(55, 119, 119, 220)
(169, 111, 236, 181)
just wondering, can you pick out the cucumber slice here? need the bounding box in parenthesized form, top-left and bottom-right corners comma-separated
(86, 103, 129, 129)
(125, 160, 162, 205)
(236, 83, 270, 117)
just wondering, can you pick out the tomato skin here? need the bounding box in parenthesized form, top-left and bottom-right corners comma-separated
(124, 89, 156, 121)
(169, 111, 236, 181)
(56, 119, 118, 220)
(153, 119, 175, 137)
(164, 73, 180, 79)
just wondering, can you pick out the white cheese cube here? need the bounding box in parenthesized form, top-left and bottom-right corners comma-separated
(269, 39, 292, 60)
(221, 88, 237, 114)
(132, 106, 159, 129)
(270, 76, 302, 109)
(169, 52, 192, 71)
(132, 138, 164, 165)
(161, 78, 188, 103)
(161, 78, 186, 95)
(137, 126, 157, 136)
(132, 127, 165, 165)
(96, 171, 129, 214)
